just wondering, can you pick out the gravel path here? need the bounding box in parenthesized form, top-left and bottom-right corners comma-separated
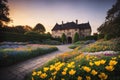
(0, 44, 72, 80)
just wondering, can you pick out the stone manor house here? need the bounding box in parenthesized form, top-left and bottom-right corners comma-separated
(51, 20, 92, 43)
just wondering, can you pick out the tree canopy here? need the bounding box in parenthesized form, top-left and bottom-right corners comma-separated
(33, 23, 46, 33)
(0, 0, 10, 26)
(97, 0, 120, 37)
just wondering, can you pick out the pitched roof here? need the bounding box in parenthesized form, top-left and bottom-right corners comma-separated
(52, 22, 91, 31)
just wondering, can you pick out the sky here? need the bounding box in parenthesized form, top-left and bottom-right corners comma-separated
(8, 0, 116, 34)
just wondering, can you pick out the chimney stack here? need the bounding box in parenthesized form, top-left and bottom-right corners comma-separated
(76, 19, 78, 24)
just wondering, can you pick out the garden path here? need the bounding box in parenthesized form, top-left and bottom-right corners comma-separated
(0, 44, 72, 80)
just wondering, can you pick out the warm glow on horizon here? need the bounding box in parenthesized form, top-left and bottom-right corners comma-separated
(8, 0, 116, 34)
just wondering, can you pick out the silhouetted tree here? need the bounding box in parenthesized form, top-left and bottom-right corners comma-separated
(0, 0, 10, 26)
(98, 0, 120, 38)
(73, 32, 79, 43)
(33, 23, 46, 33)
(14, 25, 26, 33)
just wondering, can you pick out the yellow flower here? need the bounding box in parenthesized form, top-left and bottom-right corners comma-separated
(32, 77, 34, 80)
(55, 67, 60, 71)
(83, 66, 91, 72)
(55, 62, 61, 66)
(109, 60, 117, 66)
(105, 65, 114, 71)
(43, 67, 49, 72)
(100, 60, 106, 65)
(86, 76, 91, 80)
(52, 71, 57, 75)
(61, 78, 65, 80)
(112, 57, 117, 60)
(78, 76, 82, 80)
(70, 61, 75, 65)
(94, 61, 100, 66)
(32, 71, 37, 76)
(118, 55, 120, 58)
(98, 72, 108, 80)
(89, 62, 94, 66)
(69, 69, 76, 75)
(62, 71, 66, 75)
(63, 67, 68, 71)
(50, 65, 55, 71)
(91, 70, 98, 76)
(40, 73, 47, 79)
(37, 71, 42, 75)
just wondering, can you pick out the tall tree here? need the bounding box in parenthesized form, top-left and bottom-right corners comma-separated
(73, 32, 79, 43)
(98, 0, 120, 37)
(61, 33, 67, 44)
(33, 23, 46, 33)
(0, 0, 10, 26)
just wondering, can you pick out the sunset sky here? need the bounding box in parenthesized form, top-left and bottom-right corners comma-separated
(8, 0, 116, 34)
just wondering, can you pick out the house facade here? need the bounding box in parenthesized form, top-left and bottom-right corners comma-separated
(51, 20, 92, 43)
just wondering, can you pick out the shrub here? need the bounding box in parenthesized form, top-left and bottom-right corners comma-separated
(61, 33, 67, 44)
(73, 32, 79, 43)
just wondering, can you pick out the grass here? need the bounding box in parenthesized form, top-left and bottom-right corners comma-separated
(0, 45, 58, 67)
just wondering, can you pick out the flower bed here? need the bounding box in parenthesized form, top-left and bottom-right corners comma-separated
(0, 44, 58, 67)
(81, 39, 120, 52)
(26, 48, 120, 80)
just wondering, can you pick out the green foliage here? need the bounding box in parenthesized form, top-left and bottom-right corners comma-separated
(61, 33, 67, 44)
(33, 23, 46, 33)
(0, 32, 53, 42)
(73, 32, 79, 43)
(84, 36, 97, 40)
(0, 46, 58, 67)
